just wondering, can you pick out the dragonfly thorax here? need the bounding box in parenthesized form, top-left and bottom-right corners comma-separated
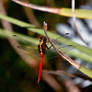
(38, 36, 47, 54)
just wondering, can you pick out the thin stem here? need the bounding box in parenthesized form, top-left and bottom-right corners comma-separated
(64, 79, 80, 92)
(43, 22, 92, 79)
(42, 70, 75, 78)
(0, 0, 38, 68)
(12, 0, 92, 19)
(43, 69, 92, 81)
(43, 21, 80, 69)
(72, 0, 88, 46)
(22, 0, 40, 27)
(12, 0, 60, 14)
(42, 73, 63, 91)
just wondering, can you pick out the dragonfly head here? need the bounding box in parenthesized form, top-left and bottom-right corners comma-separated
(40, 36, 47, 43)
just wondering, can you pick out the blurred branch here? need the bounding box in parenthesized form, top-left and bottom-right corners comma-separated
(42, 70, 75, 78)
(42, 73, 63, 92)
(22, 0, 40, 27)
(64, 79, 80, 92)
(43, 69, 92, 81)
(12, 0, 59, 14)
(72, 0, 88, 46)
(0, 0, 38, 68)
(12, 0, 92, 19)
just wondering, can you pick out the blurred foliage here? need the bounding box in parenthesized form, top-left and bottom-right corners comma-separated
(0, 0, 92, 92)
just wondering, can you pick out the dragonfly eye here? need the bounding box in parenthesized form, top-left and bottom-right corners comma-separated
(43, 37, 47, 42)
(39, 36, 47, 43)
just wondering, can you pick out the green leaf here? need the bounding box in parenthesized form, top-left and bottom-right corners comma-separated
(79, 65, 92, 78)
(0, 29, 38, 45)
(0, 14, 92, 63)
(59, 8, 92, 19)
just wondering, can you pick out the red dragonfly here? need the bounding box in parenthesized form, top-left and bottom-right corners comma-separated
(38, 36, 48, 83)
(13, 34, 48, 83)
(13, 33, 72, 83)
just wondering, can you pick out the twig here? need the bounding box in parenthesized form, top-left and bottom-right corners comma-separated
(64, 79, 80, 92)
(42, 70, 75, 78)
(0, 0, 38, 68)
(22, 0, 40, 27)
(72, 0, 88, 46)
(12, 0, 60, 14)
(42, 73, 63, 92)
(12, 0, 92, 20)
(43, 21, 81, 69)
(43, 70, 92, 81)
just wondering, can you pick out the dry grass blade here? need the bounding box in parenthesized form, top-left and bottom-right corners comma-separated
(43, 21, 80, 69)
(0, 0, 38, 68)
(43, 22, 92, 79)
(42, 70, 75, 78)
(12, 0, 60, 14)
(72, 0, 88, 46)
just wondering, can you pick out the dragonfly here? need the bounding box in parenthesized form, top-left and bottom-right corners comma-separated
(13, 33, 73, 83)
(38, 36, 49, 83)
(37, 35, 73, 83)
